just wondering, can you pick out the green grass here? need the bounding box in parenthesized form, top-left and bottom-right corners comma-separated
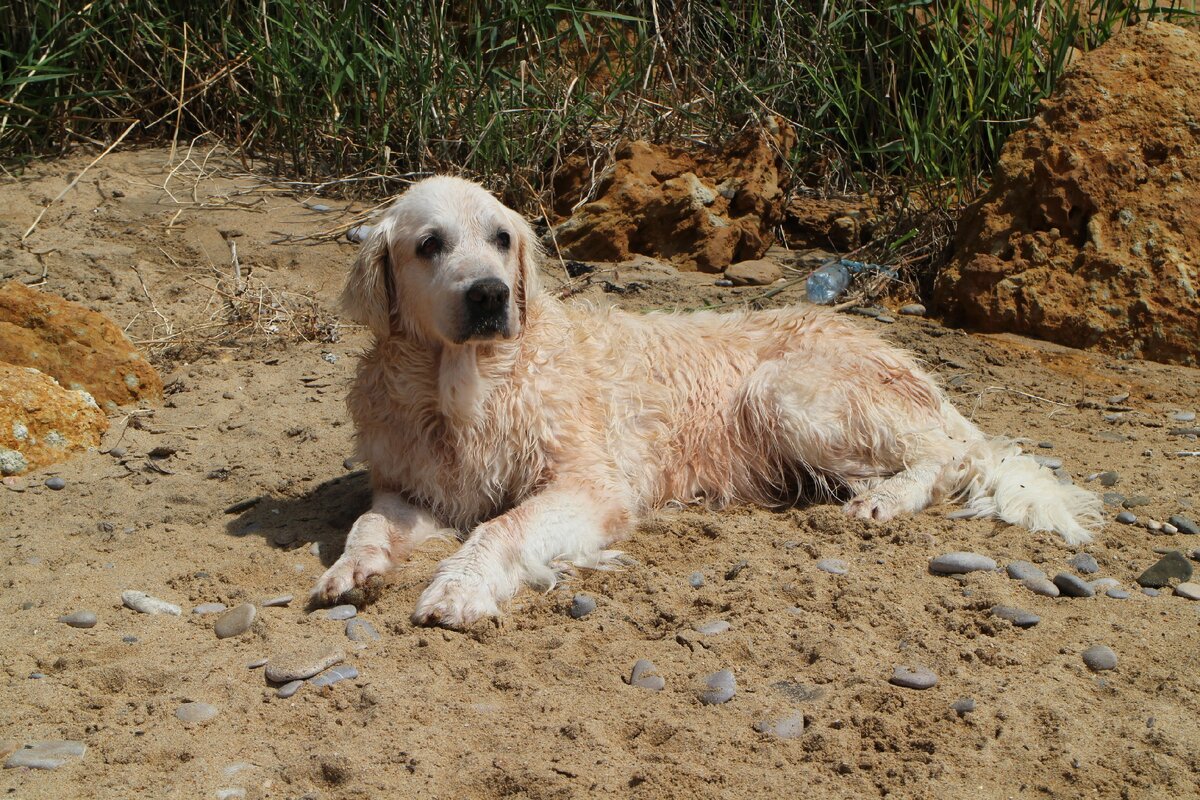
(2, 0, 1193, 209)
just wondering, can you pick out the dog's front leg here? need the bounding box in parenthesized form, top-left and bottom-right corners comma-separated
(310, 492, 446, 604)
(412, 482, 631, 629)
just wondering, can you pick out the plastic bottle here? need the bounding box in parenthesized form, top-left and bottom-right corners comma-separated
(805, 262, 851, 305)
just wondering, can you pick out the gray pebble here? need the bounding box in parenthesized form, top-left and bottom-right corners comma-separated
(1068, 553, 1099, 574)
(1090, 577, 1120, 590)
(1082, 645, 1118, 671)
(890, 666, 938, 690)
(345, 618, 380, 642)
(214, 603, 256, 639)
(1172, 411, 1196, 422)
(121, 590, 182, 616)
(247, 658, 268, 669)
(44, 477, 66, 490)
(4, 741, 86, 770)
(1169, 515, 1199, 535)
(1136, 551, 1193, 588)
(342, 457, 356, 471)
(898, 303, 926, 316)
(28, 672, 45, 679)
(1096, 471, 1120, 487)
(1163, 523, 1179, 535)
(1123, 495, 1151, 509)
(1174, 582, 1200, 600)
(192, 603, 227, 615)
(326, 604, 357, 621)
(929, 552, 996, 575)
(58, 610, 96, 629)
(309, 664, 359, 688)
(1024, 577, 1061, 597)
(1146, 519, 1163, 532)
(265, 646, 343, 682)
(1006, 561, 1046, 581)
(699, 669, 736, 705)
(261, 594, 293, 608)
(1116, 511, 1137, 525)
(990, 605, 1040, 628)
(628, 659, 665, 691)
(815, 558, 849, 576)
(568, 594, 596, 619)
(875, 315, 895, 324)
(308, 203, 332, 212)
(276, 680, 304, 698)
(1037, 441, 1055, 449)
(175, 702, 219, 725)
(1034, 456, 1063, 470)
(753, 711, 805, 739)
(346, 225, 374, 243)
(1053, 573, 1095, 598)
(1142, 587, 1161, 597)
(1107, 392, 1130, 405)
(714, 279, 734, 287)
(695, 619, 730, 635)
(951, 697, 976, 715)
(1106, 588, 1131, 599)
(1103, 492, 1126, 506)
(688, 572, 705, 588)
(108, 447, 127, 458)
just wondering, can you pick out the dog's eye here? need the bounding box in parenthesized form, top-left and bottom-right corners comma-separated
(417, 235, 442, 258)
(496, 230, 511, 251)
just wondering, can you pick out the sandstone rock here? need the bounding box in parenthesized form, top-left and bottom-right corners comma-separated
(0, 364, 106, 475)
(781, 197, 876, 251)
(0, 281, 163, 409)
(551, 120, 795, 272)
(935, 23, 1200, 366)
(724, 259, 783, 286)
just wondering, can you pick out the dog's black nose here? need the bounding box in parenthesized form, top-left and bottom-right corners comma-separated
(464, 278, 509, 314)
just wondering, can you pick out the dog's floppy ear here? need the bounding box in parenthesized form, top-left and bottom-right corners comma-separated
(509, 210, 542, 328)
(340, 221, 396, 339)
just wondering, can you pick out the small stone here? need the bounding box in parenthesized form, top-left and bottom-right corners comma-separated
(216, 790, 246, 800)
(1034, 456, 1062, 470)
(724, 259, 783, 286)
(875, 315, 895, 324)
(688, 572, 705, 588)
(1146, 519, 1163, 532)
(628, 659, 665, 691)
(1053, 573, 1095, 598)
(1023, 577, 1060, 597)
(1174, 582, 1200, 600)
(326, 605, 357, 621)
(695, 620, 730, 635)
(1163, 523, 1179, 535)
(699, 669, 736, 705)
(753, 712, 805, 739)
(108, 447, 127, 458)
(310, 664, 359, 688)
(44, 477, 66, 490)
(890, 666, 938, 690)
(121, 590, 181, 616)
(265, 646, 343, 683)
(898, 303, 926, 316)
(1116, 511, 1137, 525)
(1090, 577, 1120, 590)
(1142, 587, 1161, 597)
(1135, 552, 1193, 588)
(929, 552, 996, 575)
(58, 610, 96, 629)
(4, 741, 86, 770)
(1122, 495, 1151, 508)
(261, 595, 293, 608)
(1169, 515, 1199, 535)
(346, 225, 373, 243)
(725, 560, 749, 580)
(1006, 561, 1046, 581)
(1068, 553, 1099, 574)
(214, 603, 256, 639)
(276, 680, 304, 699)
(1096, 471, 1120, 487)
(815, 558, 848, 576)
(568, 594, 596, 619)
(192, 603, 227, 615)
(1107, 392, 1130, 405)
(951, 697, 976, 715)
(1106, 588, 1131, 599)
(175, 702, 219, 725)
(247, 658, 268, 669)
(990, 605, 1040, 628)
(1172, 411, 1196, 422)
(1103, 492, 1126, 506)
(308, 203, 332, 213)
(345, 619, 380, 642)
(1082, 645, 1118, 671)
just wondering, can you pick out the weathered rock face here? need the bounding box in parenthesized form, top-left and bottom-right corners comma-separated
(551, 121, 796, 272)
(0, 364, 107, 475)
(935, 23, 1200, 365)
(0, 281, 163, 409)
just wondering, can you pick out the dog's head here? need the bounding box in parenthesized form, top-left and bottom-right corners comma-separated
(342, 176, 542, 345)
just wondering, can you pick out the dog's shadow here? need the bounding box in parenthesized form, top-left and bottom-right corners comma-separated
(223, 469, 371, 569)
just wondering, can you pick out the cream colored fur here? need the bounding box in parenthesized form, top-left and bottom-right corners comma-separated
(311, 176, 1102, 628)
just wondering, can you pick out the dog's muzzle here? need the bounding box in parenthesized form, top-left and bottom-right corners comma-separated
(461, 277, 510, 340)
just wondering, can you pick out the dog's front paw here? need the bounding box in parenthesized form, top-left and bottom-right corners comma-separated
(412, 569, 502, 629)
(310, 545, 391, 605)
(843, 491, 903, 522)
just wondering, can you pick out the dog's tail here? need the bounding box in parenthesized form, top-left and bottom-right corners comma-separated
(943, 437, 1103, 546)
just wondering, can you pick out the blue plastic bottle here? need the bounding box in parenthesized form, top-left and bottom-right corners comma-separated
(805, 262, 851, 304)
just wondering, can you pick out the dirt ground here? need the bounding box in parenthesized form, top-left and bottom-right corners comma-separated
(1, 148, 1198, 800)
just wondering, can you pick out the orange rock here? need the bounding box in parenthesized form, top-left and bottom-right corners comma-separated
(0, 363, 107, 475)
(0, 281, 163, 409)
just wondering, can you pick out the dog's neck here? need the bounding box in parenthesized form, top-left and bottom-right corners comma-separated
(437, 342, 514, 426)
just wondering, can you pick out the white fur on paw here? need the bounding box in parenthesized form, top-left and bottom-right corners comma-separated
(412, 570, 501, 629)
(843, 492, 902, 522)
(310, 547, 391, 604)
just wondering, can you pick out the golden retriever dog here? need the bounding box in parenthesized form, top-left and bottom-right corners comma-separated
(311, 176, 1101, 628)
